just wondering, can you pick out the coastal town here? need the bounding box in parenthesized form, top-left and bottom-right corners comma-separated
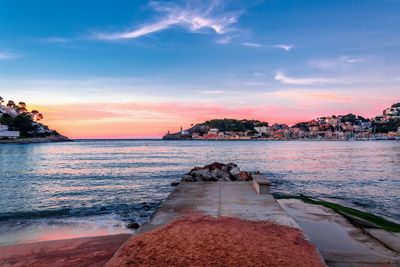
(163, 103, 400, 141)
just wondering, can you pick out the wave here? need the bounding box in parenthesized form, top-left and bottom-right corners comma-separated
(0, 201, 162, 222)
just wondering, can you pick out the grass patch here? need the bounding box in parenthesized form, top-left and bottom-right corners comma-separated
(277, 194, 400, 232)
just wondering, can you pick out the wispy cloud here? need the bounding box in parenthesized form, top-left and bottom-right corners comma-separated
(0, 52, 20, 60)
(244, 81, 267, 86)
(242, 42, 294, 52)
(95, 1, 241, 43)
(242, 42, 262, 48)
(308, 55, 363, 70)
(275, 72, 333, 85)
(197, 90, 225, 94)
(273, 44, 294, 52)
(40, 37, 70, 44)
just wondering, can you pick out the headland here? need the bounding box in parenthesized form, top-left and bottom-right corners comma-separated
(0, 97, 70, 144)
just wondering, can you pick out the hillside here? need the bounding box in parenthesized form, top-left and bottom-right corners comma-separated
(162, 102, 400, 140)
(188, 119, 269, 134)
(0, 97, 70, 141)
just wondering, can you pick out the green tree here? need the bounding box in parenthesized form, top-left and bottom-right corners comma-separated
(31, 110, 44, 121)
(0, 113, 15, 128)
(13, 113, 37, 137)
(391, 103, 400, 108)
(373, 119, 400, 133)
(6, 100, 16, 108)
(17, 102, 27, 113)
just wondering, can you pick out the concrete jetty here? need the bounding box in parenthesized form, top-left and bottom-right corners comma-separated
(134, 181, 301, 235)
(107, 179, 400, 266)
(280, 199, 400, 266)
(105, 180, 326, 266)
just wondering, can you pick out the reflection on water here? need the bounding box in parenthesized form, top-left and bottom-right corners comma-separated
(0, 140, 399, 244)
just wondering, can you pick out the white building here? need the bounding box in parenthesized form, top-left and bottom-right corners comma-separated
(254, 126, 270, 136)
(0, 124, 20, 139)
(5, 107, 17, 117)
(208, 128, 219, 135)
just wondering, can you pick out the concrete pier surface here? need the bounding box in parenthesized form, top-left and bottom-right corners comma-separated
(279, 199, 400, 266)
(106, 181, 326, 266)
(134, 181, 301, 235)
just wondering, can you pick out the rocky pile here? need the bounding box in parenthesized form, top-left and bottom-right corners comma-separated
(182, 162, 255, 182)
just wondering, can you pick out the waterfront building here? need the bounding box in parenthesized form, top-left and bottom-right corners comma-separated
(0, 124, 20, 139)
(254, 126, 270, 136)
(208, 128, 219, 135)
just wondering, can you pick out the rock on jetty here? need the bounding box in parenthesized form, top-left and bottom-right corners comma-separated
(182, 162, 255, 182)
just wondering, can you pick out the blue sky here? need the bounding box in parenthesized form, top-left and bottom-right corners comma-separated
(0, 0, 399, 138)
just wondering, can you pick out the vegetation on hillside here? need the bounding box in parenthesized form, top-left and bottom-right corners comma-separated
(0, 96, 60, 138)
(340, 113, 369, 123)
(392, 103, 400, 108)
(191, 119, 268, 133)
(373, 118, 400, 133)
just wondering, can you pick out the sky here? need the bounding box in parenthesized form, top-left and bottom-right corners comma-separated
(0, 0, 399, 138)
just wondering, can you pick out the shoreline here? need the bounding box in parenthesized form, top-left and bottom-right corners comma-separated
(72, 138, 399, 142)
(0, 135, 72, 144)
(0, 234, 131, 267)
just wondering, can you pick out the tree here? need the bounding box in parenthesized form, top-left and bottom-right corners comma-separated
(17, 102, 27, 113)
(340, 113, 357, 124)
(13, 113, 37, 137)
(6, 100, 16, 108)
(392, 103, 400, 108)
(373, 118, 400, 133)
(31, 110, 44, 121)
(293, 122, 310, 131)
(0, 96, 4, 105)
(37, 113, 44, 121)
(0, 113, 15, 129)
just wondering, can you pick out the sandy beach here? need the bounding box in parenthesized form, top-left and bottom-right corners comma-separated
(0, 234, 130, 267)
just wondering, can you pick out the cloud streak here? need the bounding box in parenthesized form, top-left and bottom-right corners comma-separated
(96, 1, 241, 42)
(197, 90, 225, 94)
(242, 42, 294, 52)
(273, 44, 294, 52)
(0, 52, 20, 60)
(242, 42, 262, 48)
(308, 55, 363, 70)
(275, 72, 333, 85)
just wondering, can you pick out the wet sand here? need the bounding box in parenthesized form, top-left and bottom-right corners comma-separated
(0, 234, 131, 267)
(106, 215, 325, 267)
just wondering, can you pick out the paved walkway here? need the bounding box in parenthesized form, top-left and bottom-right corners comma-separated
(136, 181, 300, 235)
(279, 199, 400, 266)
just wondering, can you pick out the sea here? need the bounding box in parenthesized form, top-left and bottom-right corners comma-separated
(0, 140, 399, 245)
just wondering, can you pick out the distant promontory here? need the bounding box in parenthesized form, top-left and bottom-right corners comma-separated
(0, 96, 70, 143)
(163, 103, 400, 141)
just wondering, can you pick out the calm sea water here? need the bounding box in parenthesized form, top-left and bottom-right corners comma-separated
(0, 140, 399, 245)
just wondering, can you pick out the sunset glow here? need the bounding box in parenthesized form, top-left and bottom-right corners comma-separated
(1, 0, 399, 138)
